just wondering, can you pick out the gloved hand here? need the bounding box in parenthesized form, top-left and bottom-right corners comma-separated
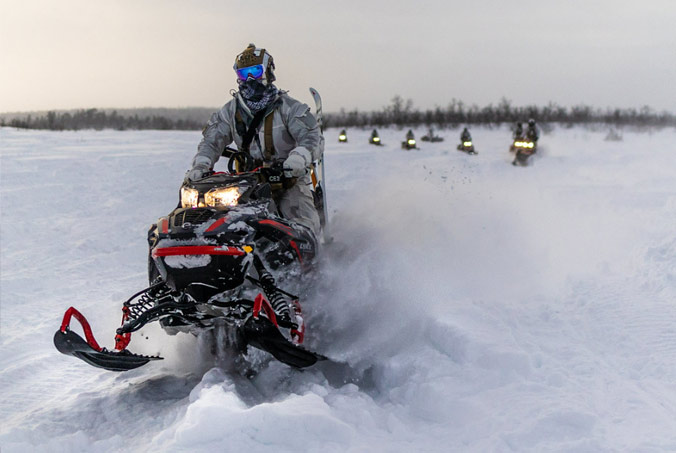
(283, 154, 307, 178)
(185, 167, 207, 182)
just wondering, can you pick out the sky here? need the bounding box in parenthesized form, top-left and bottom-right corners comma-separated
(1, 0, 675, 114)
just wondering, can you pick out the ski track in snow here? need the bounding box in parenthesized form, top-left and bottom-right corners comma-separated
(1, 126, 676, 452)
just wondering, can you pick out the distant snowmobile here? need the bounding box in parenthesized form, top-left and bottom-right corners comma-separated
(605, 129, 623, 141)
(338, 129, 348, 143)
(54, 152, 328, 372)
(369, 129, 383, 146)
(421, 127, 444, 143)
(457, 127, 476, 154)
(457, 140, 476, 154)
(401, 130, 418, 150)
(511, 139, 537, 166)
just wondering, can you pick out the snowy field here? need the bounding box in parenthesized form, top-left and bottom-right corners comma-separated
(1, 124, 676, 452)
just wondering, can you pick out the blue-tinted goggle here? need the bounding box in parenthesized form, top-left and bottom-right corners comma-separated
(236, 64, 264, 81)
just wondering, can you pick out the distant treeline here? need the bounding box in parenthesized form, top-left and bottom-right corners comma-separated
(0, 108, 207, 131)
(2, 98, 675, 131)
(324, 96, 676, 129)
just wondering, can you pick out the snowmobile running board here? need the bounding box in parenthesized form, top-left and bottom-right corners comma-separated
(53, 307, 162, 372)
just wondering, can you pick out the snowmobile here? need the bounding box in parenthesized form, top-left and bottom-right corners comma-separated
(54, 152, 327, 372)
(338, 129, 348, 143)
(457, 140, 476, 154)
(369, 130, 383, 146)
(511, 139, 537, 166)
(421, 128, 444, 143)
(401, 130, 418, 150)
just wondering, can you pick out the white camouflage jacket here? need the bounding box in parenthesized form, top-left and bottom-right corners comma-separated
(192, 91, 323, 172)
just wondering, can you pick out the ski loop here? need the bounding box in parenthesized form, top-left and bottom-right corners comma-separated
(59, 307, 103, 352)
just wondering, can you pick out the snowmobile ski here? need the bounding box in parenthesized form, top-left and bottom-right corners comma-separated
(309, 87, 331, 244)
(242, 315, 326, 368)
(53, 307, 162, 372)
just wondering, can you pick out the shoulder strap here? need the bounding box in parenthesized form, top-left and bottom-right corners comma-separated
(239, 108, 267, 153)
(263, 112, 275, 161)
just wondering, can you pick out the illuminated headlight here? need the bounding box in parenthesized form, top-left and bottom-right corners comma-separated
(205, 186, 243, 207)
(339, 135, 347, 141)
(525, 142, 534, 148)
(373, 137, 380, 142)
(408, 139, 416, 145)
(463, 141, 472, 147)
(514, 141, 523, 147)
(180, 187, 199, 208)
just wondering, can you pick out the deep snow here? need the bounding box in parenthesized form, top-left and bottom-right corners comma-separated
(1, 125, 676, 452)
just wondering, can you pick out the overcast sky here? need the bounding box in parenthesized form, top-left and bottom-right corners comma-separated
(2, 0, 675, 114)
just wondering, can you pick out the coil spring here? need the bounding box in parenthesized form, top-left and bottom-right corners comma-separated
(258, 270, 290, 318)
(125, 284, 174, 321)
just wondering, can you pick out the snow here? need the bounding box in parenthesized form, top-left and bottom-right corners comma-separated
(2, 125, 676, 452)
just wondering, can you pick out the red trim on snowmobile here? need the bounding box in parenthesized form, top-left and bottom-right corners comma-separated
(258, 219, 294, 236)
(160, 218, 169, 234)
(253, 293, 278, 327)
(151, 245, 246, 258)
(289, 240, 303, 264)
(59, 307, 103, 352)
(205, 217, 229, 232)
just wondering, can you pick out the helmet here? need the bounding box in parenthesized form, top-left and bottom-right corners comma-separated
(528, 118, 535, 126)
(234, 43, 276, 84)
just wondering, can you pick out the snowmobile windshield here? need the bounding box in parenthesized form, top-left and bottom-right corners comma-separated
(236, 64, 265, 81)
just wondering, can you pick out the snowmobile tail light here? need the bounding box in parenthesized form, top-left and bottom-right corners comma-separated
(180, 187, 199, 208)
(463, 141, 472, 147)
(236, 64, 265, 81)
(205, 186, 242, 208)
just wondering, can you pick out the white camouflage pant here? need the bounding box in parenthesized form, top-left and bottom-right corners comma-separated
(278, 174, 321, 237)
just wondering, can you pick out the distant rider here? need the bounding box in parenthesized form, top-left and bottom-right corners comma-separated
(460, 127, 472, 143)
(526, 118, 539, 142)
(513, 122, 524, 139)
(186, 43, 323, 236)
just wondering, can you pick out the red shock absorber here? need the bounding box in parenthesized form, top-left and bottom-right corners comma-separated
(114, 306, 132, 351)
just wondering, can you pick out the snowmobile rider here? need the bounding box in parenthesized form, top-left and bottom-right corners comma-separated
(186, 43, 323, 236)
(461, 127, 472, 143)
(526, 118, 539, 142)
(513, 122, 524, 139)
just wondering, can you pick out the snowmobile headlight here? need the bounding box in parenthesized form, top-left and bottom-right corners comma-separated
(463, 141, 472, 147)
(408, 139, 416, 145)
(373, 137, 380, 142)
(205, 186, 243, 208)
(339, 134, 347, 141)
(180, 187, 200, 208)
